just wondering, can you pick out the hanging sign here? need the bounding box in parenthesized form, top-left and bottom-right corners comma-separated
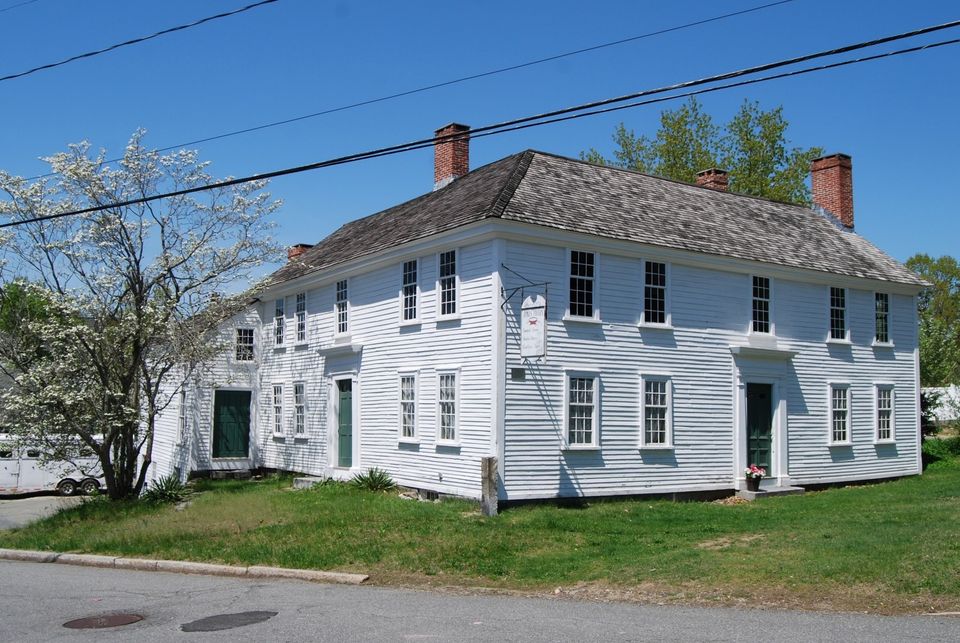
(520, 294, 547, 359)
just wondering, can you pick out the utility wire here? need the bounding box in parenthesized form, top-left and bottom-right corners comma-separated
(3, 20, 959, 230)
(0, 0, 280, 83)
(23, 0, 797, 181)
(0, 0, 41, 14)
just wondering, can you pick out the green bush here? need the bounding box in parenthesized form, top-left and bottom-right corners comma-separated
(922, 437, 960, 468)
(350, 467, 396, 493)
(142, 473, 189, 504)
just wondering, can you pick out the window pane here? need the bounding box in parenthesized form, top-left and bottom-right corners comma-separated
(439, 250, 457, 316)
(831, 387, 848, 442)
(236, 328, 254, 361)
(830, 287, 846, 340)
(568, 377, 595, 445)
(569, 251, 594, 317)
(274, 299, 284, 345)
(877, 387, 892, 441)
(752, 276, 770, 334)
(644, 379, 669, 445)
(273, 385, 283, 434)
(402, 260, 418, 320)
(439, 373, 457, 441)
(336, 280, 349, 334)
(294, 383, 305, 435)
(400, 375, 416, 438)
(296, 293, 306, 342)
(644, 262, 666, 324)
(875, 292, 889, 343)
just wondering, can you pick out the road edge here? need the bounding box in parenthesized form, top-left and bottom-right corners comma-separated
(0, 548, 368, 585)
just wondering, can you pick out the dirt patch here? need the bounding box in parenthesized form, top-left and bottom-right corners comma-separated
(713, 496, 749, 506)
(696, 534, 765, 550)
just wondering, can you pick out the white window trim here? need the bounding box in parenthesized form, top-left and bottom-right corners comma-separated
(176, 389, 188, 446)
(335, 278, 351, 338)
(234, 327, 255, 363)
(436, 248, 461, 321)
(638, 259, 673, 329)
(294, 292, 307, 345)
(872, 291, 894, 347)
(562, 368, 601, 450)
(874, 383, 896, 444)
(398, 370, 419, 443)
(272, 383, 285, 437)
(435, 367, 461, 446)
(639, 374, 674, 449)
(273, 298, 286, 348)
(826, 286, 851, 344)
(749, 275, 774, 336)
(399, 258, 421, 325)
(293, 381, 307, 439)
(828, 382, 852, 446)
(563, 248, 601, 322)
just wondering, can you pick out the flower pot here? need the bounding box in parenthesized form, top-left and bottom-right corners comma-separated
(745, 476, 761, 492)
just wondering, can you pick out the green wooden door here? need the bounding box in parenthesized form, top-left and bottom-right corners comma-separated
(746, 383, 773, 473)
(337, 380, 353, 468)
(212, 390, 251, 458)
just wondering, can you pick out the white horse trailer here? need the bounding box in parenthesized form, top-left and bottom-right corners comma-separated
(0, 438, 103, 496)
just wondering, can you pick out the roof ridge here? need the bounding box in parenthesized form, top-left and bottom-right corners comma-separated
(487, 150, 534, 219)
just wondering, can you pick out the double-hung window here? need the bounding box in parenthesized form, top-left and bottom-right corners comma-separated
(875, 293, 890, 344)
(274, 299, 285, 346)
(752, 276, 771, 334)
(829, 287, 847, 341)
(399, 373, 417, 440)
(401, 260, 419, 322)
(566, 373, 599, 448)
(569, 251, 595, 318)
(438, 250, 458, 317)
(295, 293, 306, 343)
(643, 261, 667, 325)
(876, 385, 894, 443)
(641, 376, 672, 448)
(437, 371, 458, 443)
(235, 328, 254, 361)
(293, 382, 306, 436)
(829, 384, 850, 444)
(177, 389, 188, 444)
(336, 280, 349, 335)
(272, 384, 284, 436)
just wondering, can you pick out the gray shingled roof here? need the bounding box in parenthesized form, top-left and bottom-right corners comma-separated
(270, 150, 923, 287)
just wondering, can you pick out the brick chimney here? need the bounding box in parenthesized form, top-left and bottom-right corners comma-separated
(811, 153, 854, 228)
(434, 123, 470, 191)
(696, 168, 729, 191)
(287, 243, 313, 262)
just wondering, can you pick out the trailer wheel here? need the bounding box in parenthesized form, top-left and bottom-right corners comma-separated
(80, 479, 100, 495)
(57, 479, 78, 496)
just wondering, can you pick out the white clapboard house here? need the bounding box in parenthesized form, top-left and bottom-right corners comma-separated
(151, 123, 924, 501)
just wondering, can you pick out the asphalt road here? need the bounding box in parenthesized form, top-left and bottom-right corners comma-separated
(1, 561, 958, 642)
(0, 495, 82, 530)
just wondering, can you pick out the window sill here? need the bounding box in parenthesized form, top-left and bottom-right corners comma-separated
(436, 440, 461, 449)
(828, 440, 852, 447)
(826, 338, 852, 346)
(872, 341, 895, 348)
(333, 333, 352, 344)
(272, 345, 287, 352)
(563, 315, 602, 325)
(638, 322, 674, 331)
(398, 437, 420, 445)
(293, 341, 309, 349)
(398, 320, 422, 328)
(874, 438, 896, 446)
(293, 435, 309, 441)
(272, 433, 286, 440)
(639, 443, 674, 451)
(436, 314, 461, 323)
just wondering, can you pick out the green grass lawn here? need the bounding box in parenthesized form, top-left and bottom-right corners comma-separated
(3, 451, 959, 614)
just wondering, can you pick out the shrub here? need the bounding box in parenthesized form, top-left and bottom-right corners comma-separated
(142, 473, 189, 504)
(921, 436, 960, 468)
(350, 467, 396, 493)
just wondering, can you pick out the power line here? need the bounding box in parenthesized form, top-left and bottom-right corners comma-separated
(3, 20, 959, 230)
(0, 0, 41, 14)
(23, 0, 797, 181)
(0, 0, 280, 83)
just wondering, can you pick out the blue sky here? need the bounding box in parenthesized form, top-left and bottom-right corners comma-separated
(1, 0, 957, 280)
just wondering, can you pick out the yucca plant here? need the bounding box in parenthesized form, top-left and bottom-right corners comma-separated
(350, 467, 396, 492)
(142, 473, 189, 504)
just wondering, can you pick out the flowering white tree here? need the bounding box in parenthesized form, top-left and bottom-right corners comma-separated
(0, 131, 281, 499)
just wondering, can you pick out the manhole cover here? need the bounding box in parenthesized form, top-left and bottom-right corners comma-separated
(63, 613, 144, 629)
(181, 610, 277, 632)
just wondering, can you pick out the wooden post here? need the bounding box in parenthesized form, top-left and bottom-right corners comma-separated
(481, 456, 498, 517)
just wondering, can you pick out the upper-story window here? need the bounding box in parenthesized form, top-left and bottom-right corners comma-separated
(752, 276, 771, 334)
(643, 261, 667, 325)
(235, 328, 254, 361)
(274, 299, 285, 346)
(829, 287, 847, 341)
(295, 292, 306, 343)
(336, 280, 349, 334)
(875, 292, 890, 344)
(438, 250, 458, 317)
(401, 259, 419, 322)
(569, 250, 595, 318)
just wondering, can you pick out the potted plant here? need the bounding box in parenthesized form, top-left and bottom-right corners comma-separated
(744, 464, 766, 491)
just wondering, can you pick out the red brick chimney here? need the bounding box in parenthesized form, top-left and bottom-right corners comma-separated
(434, 123, 470, 191)
(811, 153, 854, 228)
(287, 243, 313, 262)
(696, 168, 728, 191)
